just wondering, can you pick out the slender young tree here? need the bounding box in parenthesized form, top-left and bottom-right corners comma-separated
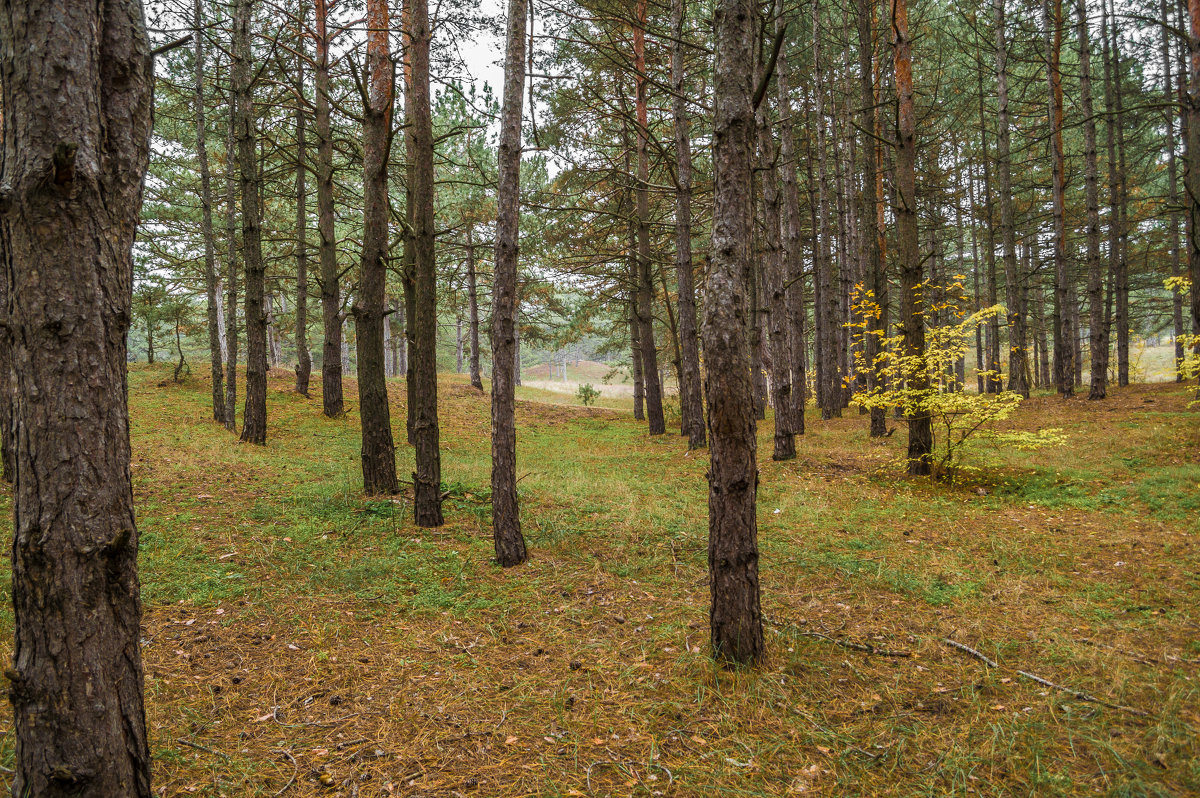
(355, 0, 399, 494)
(224, 104, 240, 428)
(194, 0, 224, 423)
(467, 227, 484, 390)
(491, 0, 530, 566)
(633, 0, 666, 435)
(1078, 0, 1105, 400)
(671, 0, 705, 449)
(1188, 0, 1200, 360)
(1044, 0, 1073, 396)
(294, 23, 312, 397)
(857, 0, 887, 437)
(409, 0, 445, 526)
(996, 0, 1028, 397)
(893, 0, 931, 475)
(0, 0, 154, 793)
(775, 11, 806, 436)
(706, 0, 765, 665)
(316, 0, 345, 417)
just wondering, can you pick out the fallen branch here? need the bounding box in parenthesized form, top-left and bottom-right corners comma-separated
(272, 749, 298, 797)
(801, 630, 912, 658)
(177, 738, 228, 759)
(942, 639, 1150, 718)
(942, 638, 998, 668)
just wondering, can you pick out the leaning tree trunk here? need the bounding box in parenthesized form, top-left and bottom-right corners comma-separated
(633, 0, 666, 436)
(316, 0, 344, 417)
(0, 0, 154, 793)
(194, 0, 224, 423)
(1079, 0, 1105, 400)
(671, 0, 705, 449)
(235, 0, 268, 444)
(408, 0, 444, 526)
(706, 0, 765, 666)
(893, 0, 931, 475)
(355, 0, 399, 495)
(294, 34, 312, 397)
(996, 0, 1028, 398)
(490, 0, 530, 566)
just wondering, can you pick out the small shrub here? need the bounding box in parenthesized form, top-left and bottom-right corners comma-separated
(577, 383, 600, 406)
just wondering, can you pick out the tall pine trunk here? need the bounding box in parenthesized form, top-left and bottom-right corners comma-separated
(408, 0, 444, 526)
(671, 0, 705, 448)
(491, 0, 530, 565)
(356, 0, 399, 495)
(1044, 0, 1073, 396)
(1187, 0, 1200, 366)
(194, 0, 225, 423)
(294, 28, 312, 397)
(235, 0, 268, 444)
(467, 228, 484, 390)
(1078, 0, 1105, 400)
(996, 0, 1028, 397)
(707, 0, 765, 665)
(224, 98, 240, 428)
(775, 11, 806, 435)
(0, 0, 154, 792)
(316, 0, 344, 417)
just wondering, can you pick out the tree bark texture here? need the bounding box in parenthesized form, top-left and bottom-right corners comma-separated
(194, 0, 225, 424)
(706, 0, 765, 666)
(491, 0, 530, 566)
(0, 0, 154, 793)
(316, 0, 344, 417)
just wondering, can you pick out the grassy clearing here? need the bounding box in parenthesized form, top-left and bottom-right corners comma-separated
(0, 365, 1197, 797)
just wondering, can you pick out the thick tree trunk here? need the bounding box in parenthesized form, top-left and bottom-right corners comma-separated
(893, 0, 931, 475)
(671, 0, 705, 448)
(354, 0, 399, 495)
(0, 0, 153, 793)
(294, 34, 312, 397)
(467, 230, 484, 390)
(408, 0, 444, 526)
(706, 0, 765, 666)
(235, 0, 268, 444)
(490, 0, 529, 565)
(316, 0, 344, 417)
(1079, 0, 1105, 400)
(633, 0, 666, 436)
(194, 0, 225, 423)
(996, 0, 1028, 397)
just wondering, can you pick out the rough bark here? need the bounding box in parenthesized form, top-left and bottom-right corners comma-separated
(408, 0, 444, 527)
(194, 0, 224, 423)
(1166, 0, 1186, 381)
(671, 0, 705, 448)
(235, 0, 268, 444)
(1110, 0, 1130, 386)
(316, 0, 344, 417)
(813, 5, 840, 419)
(0, 0, 154, 793)
(354, 0, 399, 495)
(706, 0, 765, 666)
(893, 0, 931, 475)
(490, 0, 529, 566)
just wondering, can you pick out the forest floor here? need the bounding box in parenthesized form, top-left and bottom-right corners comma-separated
(0, 366, 1198, 797)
